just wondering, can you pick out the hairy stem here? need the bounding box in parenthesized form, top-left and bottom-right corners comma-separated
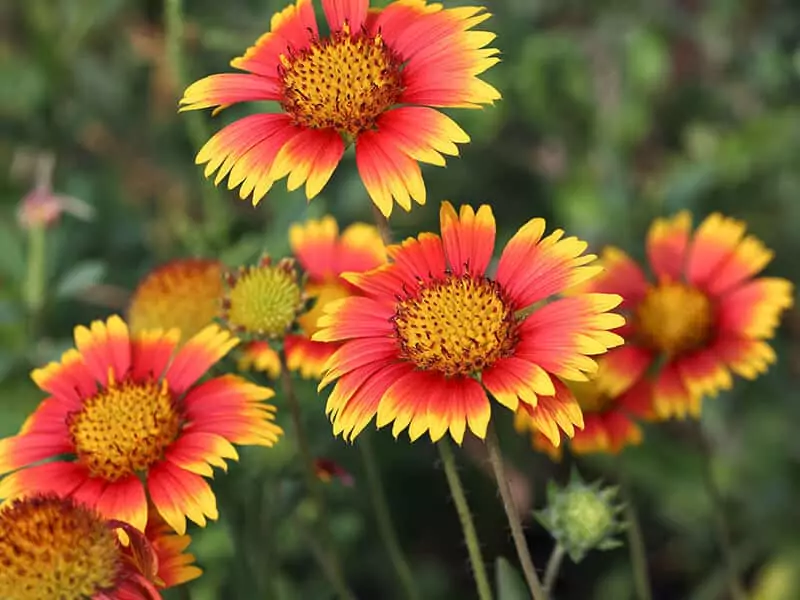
(438, 439, 494, 600)
(485, 425, 547, 600)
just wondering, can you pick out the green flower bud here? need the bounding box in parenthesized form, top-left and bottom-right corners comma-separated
(536, 472, 625, 562)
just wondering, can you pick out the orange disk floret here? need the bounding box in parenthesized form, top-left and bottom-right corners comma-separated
(0, 316, 283, 536)
(0, 493, 173, 599)
(314, 201, 625, 445)
(584, 211, 794, 419)
(179, 0, 500, 216)
(128, 259, 223, 342)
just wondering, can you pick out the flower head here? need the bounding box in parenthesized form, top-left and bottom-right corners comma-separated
(0, 316, 283, 535)
(584, 212, 794, 418)
(314, 202, 625, 444)
(536, 475, 625, 563)
(0, 494, 166, 600)
(314, 457, 354, 486)
(516, 359, 654, 457)
(128, 259, 224, 342)
(179, 0, 500, 216)
(222, 256, 305, 339)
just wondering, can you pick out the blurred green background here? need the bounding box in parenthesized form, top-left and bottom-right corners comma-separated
(2, 0, 800, 599)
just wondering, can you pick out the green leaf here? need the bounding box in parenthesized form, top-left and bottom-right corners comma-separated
(55, 261, 106, 299)
(0, 221, 26, 283)
(495, 557, 528, 600)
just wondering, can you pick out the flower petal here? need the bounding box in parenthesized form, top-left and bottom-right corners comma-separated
(196, 113, 301, 205)
(285, 336, 338, 380)
(717, 277, 793, 339)
(496, 219, 603, 309)
(290, 216, 340, 279)
(322, 0, 369, 32)
(516, 294, 625, 381)
(319, 337, 400, 389)
(514, 377, 583, 446)
(165, 431, 239, 477)
(270, 127, 345, 200)
(131, 328, 181, 383)
(314, 297, 396, 342)
(166, 325, 239, 395)
(482, 356, 556, 411)
(652, 362, 698, 419)
(355, 128, 427, 217)
(229, 0, 318, 77)
(95, 476, 148, 533)
(439, 201, 495, 277)
(592, 345, 653, 397)
(30, 349, 95, 405)
(646, 211, 691, 282)
(0, 461, 87, 500)
(686, 213, 747, 290)
(147, 461, 219, 535)
(179, 74, 282, 112)
(237, 341, 282, 379)
(73, 315, 131, 387)
(583, 246, 649, 309)
(0, 432, 72, 474)
(713, 337, 777, 380)
(387, 233, 447, 286)
(335, 222, 387, 273)
(374, 107, 470, 168)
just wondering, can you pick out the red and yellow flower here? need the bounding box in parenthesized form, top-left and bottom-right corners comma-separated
(585, 212, 794, 418)
(516, 362, 654, 459)
(128, 259, 223, 342)
(314, 202, 625, 445)
(240, 216, 386, 379)
(179, 0, 500, 216)
(0, 493, 195, 599)
(0, 316, 283, 535)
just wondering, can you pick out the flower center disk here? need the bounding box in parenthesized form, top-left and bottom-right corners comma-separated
(635, 282, 713, 355)
(279, 26, 404, 137)
(227, 263, 303, 337)
(68, 378, 181, 481)
(0, 495, 121, 599)
(394, 275, 518, 377)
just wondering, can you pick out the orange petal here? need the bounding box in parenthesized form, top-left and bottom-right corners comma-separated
(131, 328, 181, 383)
(439, 201, 496, 277)
(652, 362, 697, 420)
(583, 246, 649, 308)
(514, 378, 583, 446)
(178, 73, 281, 113)
(717, 277, 793, 339)
(285, 336, 337, 380)
(73, 315, 132, 387)
(0, 432, 72, 475)
(686, 213, 747, 290)
(313, 297, 395, 343)
(166, 325, 238, 394)
(270, 127, 345, 200)
(95, 475, 148, 533)
(482, 357, 556, 412)
(646, 211, 691, 283)
(322, 0, 369, 32)
(147, 461, 218, 535)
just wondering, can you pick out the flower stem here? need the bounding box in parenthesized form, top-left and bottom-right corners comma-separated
(485, 424, 547, 600)
(370, 203, 393, 246)
(359, 432, 420, 600)
(698, 427, 748, 600)
(619, 478, 653, 600)
(438, 439, 494, 600)
(23, 224, 46, 338)
(542, 543, 566, 597)
(279, 354, 355, 600)
(164, 0, 230, 249)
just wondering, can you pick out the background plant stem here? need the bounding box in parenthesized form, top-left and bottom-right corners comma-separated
(438, 439, 494, 600)
(543, 543, 566, 597)
(359, 432, 420, 600)
(619, 476, 653, 600)
(485, 424, 547, 600)
(164, 0, 230, 250)
(279, 354, 355, 600)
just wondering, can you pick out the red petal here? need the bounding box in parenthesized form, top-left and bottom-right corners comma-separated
(166, 325, 238, 395)
(319, 337, 399, 388)
(646, 211, 691, 282)
(482, 357, 556, 411)
(0, 432, 72, 474)
(387, 233, 447, 285)
(652, 362, 697, 419)
(686, 213, 747, 290)
(270, 127, 345, 200)
(585, 247, 649, 309)
(148, 461, 218, 535)
(131, 329, 180, 383)
(439, 201, 495, 277)
(322, 0, 368, 32)
(179, 73, 281, 112)
(313, 296, 395, 343)
(94, 476, 148, 533)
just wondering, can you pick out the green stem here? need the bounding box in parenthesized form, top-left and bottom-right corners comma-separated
(279, 354, 355, 600)
(438, 439, 493, 600)
(698, 428, 748, 600)
(359, 432, 420, 600)
(620, 481, 653, 600)
(164, 0, 230, 249)
(485, 425, 547, 600)
(542, 543, 566, 597)
(23, 225, 46, 336)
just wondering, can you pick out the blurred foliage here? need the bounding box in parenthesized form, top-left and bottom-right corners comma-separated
(2, 0, 800, 599)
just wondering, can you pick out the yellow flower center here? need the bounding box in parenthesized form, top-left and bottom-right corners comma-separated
(0, 495, 121, 599)
(394, 275, 519, 377)
(635, 282, 713, 356)
(225, 260, 303, 338)
(68, 378, 181, 481)
(279, 26, 404, 137)
(129, 259, 223, 342)
(299, 280, 351, 337)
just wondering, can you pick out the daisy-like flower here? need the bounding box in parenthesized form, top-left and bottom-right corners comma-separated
(0, 316, 283, 535)
(0, 493, 182, 600)
(179, 0, 500, 217)
(240, 216, 386, 379)
(584, 212, 794, 418)
(515, 365, 653, 458)
(128, 259, 223, 342)
(314, 202, 625, 444)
